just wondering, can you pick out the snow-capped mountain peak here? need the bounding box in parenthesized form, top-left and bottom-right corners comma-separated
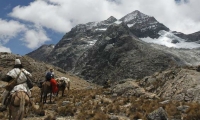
(106, 16, 117, 23)
(119, 10, 150, 23)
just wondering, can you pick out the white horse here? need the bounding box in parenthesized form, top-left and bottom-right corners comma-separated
(55, 77, 70, 96)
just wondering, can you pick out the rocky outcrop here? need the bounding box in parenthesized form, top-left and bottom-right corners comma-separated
(111, 79, 159, 99)
(173, 31, 200, 42)
(139, 66, 200, 102)
(147, 107, 168, 120)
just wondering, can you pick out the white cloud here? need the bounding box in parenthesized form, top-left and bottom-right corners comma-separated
(9, 0, 119, 33)
(105, 0, 200, 34)
(0, 19, 26, 44)
(22, 27, 50, 49)
(0, 18, 50, 52)
(0, 45, 11, 53)
(8, 0, 200, 34)
(1, 0, 200, 54)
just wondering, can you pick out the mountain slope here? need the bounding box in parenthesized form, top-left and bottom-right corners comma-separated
(0, 52, 97, 90)
(27, 44, 54, 62)
(27, 10, 173, 71)
(73, 23, 179, 84)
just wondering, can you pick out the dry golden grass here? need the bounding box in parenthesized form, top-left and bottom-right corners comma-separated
(1, 84, 200, 120)
(184, 102, 200, 119)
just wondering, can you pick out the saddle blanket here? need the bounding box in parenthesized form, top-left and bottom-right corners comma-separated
(10, 84, 31, 97)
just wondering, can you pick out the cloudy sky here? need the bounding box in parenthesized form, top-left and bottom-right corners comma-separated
(0, 0, 199, 55)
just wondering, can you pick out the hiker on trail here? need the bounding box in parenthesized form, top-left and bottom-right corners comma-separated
(0, 59, 32, 112)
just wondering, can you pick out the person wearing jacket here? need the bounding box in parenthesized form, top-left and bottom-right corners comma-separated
(0, 59, 32, 112)
(45, 72, 58, 94)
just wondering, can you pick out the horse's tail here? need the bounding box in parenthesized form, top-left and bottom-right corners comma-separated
(18, 92, 25, 119)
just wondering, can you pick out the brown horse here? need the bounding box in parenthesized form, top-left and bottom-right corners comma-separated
(40, 81, 53, 104)
(8, 91, 30, 120)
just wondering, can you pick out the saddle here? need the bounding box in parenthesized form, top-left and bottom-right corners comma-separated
(40, 80, 58, 94)
(38, 80, 51, 88)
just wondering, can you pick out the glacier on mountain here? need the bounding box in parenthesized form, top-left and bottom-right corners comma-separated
(140, 30, 200, 49)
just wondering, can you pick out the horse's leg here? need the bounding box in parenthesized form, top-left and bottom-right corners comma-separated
(56, 90, 59, 97)
(68, 82, 70, 90)
(44, 93, 47, 103)
(49, 92, 52, 103)
(9, 105, 11, 120)
(40, 89, 43, 103)
(62, 89, 64, 97)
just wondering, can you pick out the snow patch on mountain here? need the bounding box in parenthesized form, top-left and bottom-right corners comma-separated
(140, 30, 200, 49)
(114, 21, 122, 24)
(127, 23, 135, 27)
(88, 40, 97, 46)
(150, 43, 200, 66)
(95, 28, 107, 31)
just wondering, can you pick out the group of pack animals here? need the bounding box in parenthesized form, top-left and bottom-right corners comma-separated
(6, 77, 70, 120)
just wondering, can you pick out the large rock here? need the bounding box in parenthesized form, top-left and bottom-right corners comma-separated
(147, 107, 168, 120)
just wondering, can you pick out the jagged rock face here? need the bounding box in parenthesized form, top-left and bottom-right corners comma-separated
(120, 10, 169, 38)
(173, 31, 200, 42)
(36, 16, 118, 71)
(45, 23, 104, 71)
(173, 31, 200, 43)
(187, 31, 200, 42)
(27, 44, 54, 62)
(74, 23, 178, 85)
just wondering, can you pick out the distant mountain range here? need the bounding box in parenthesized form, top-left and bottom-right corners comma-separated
(27, 10, 200, 84)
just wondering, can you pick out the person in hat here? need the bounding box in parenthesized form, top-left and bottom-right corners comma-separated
(0, 59, 32, 112)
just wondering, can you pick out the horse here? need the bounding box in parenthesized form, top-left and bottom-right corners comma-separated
(56, 77, 70, 97)
(8, 91, 30, 120)
(40, 81, 53, 104)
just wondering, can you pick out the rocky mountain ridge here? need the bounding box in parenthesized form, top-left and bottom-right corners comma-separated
(27, 10, 200, 85)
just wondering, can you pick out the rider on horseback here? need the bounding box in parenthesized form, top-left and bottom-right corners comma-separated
(46, 72, 58, 95)
(0, 59, 32, 112)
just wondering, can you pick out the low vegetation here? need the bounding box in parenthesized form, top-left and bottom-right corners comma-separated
(1, 87, 200, 119)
